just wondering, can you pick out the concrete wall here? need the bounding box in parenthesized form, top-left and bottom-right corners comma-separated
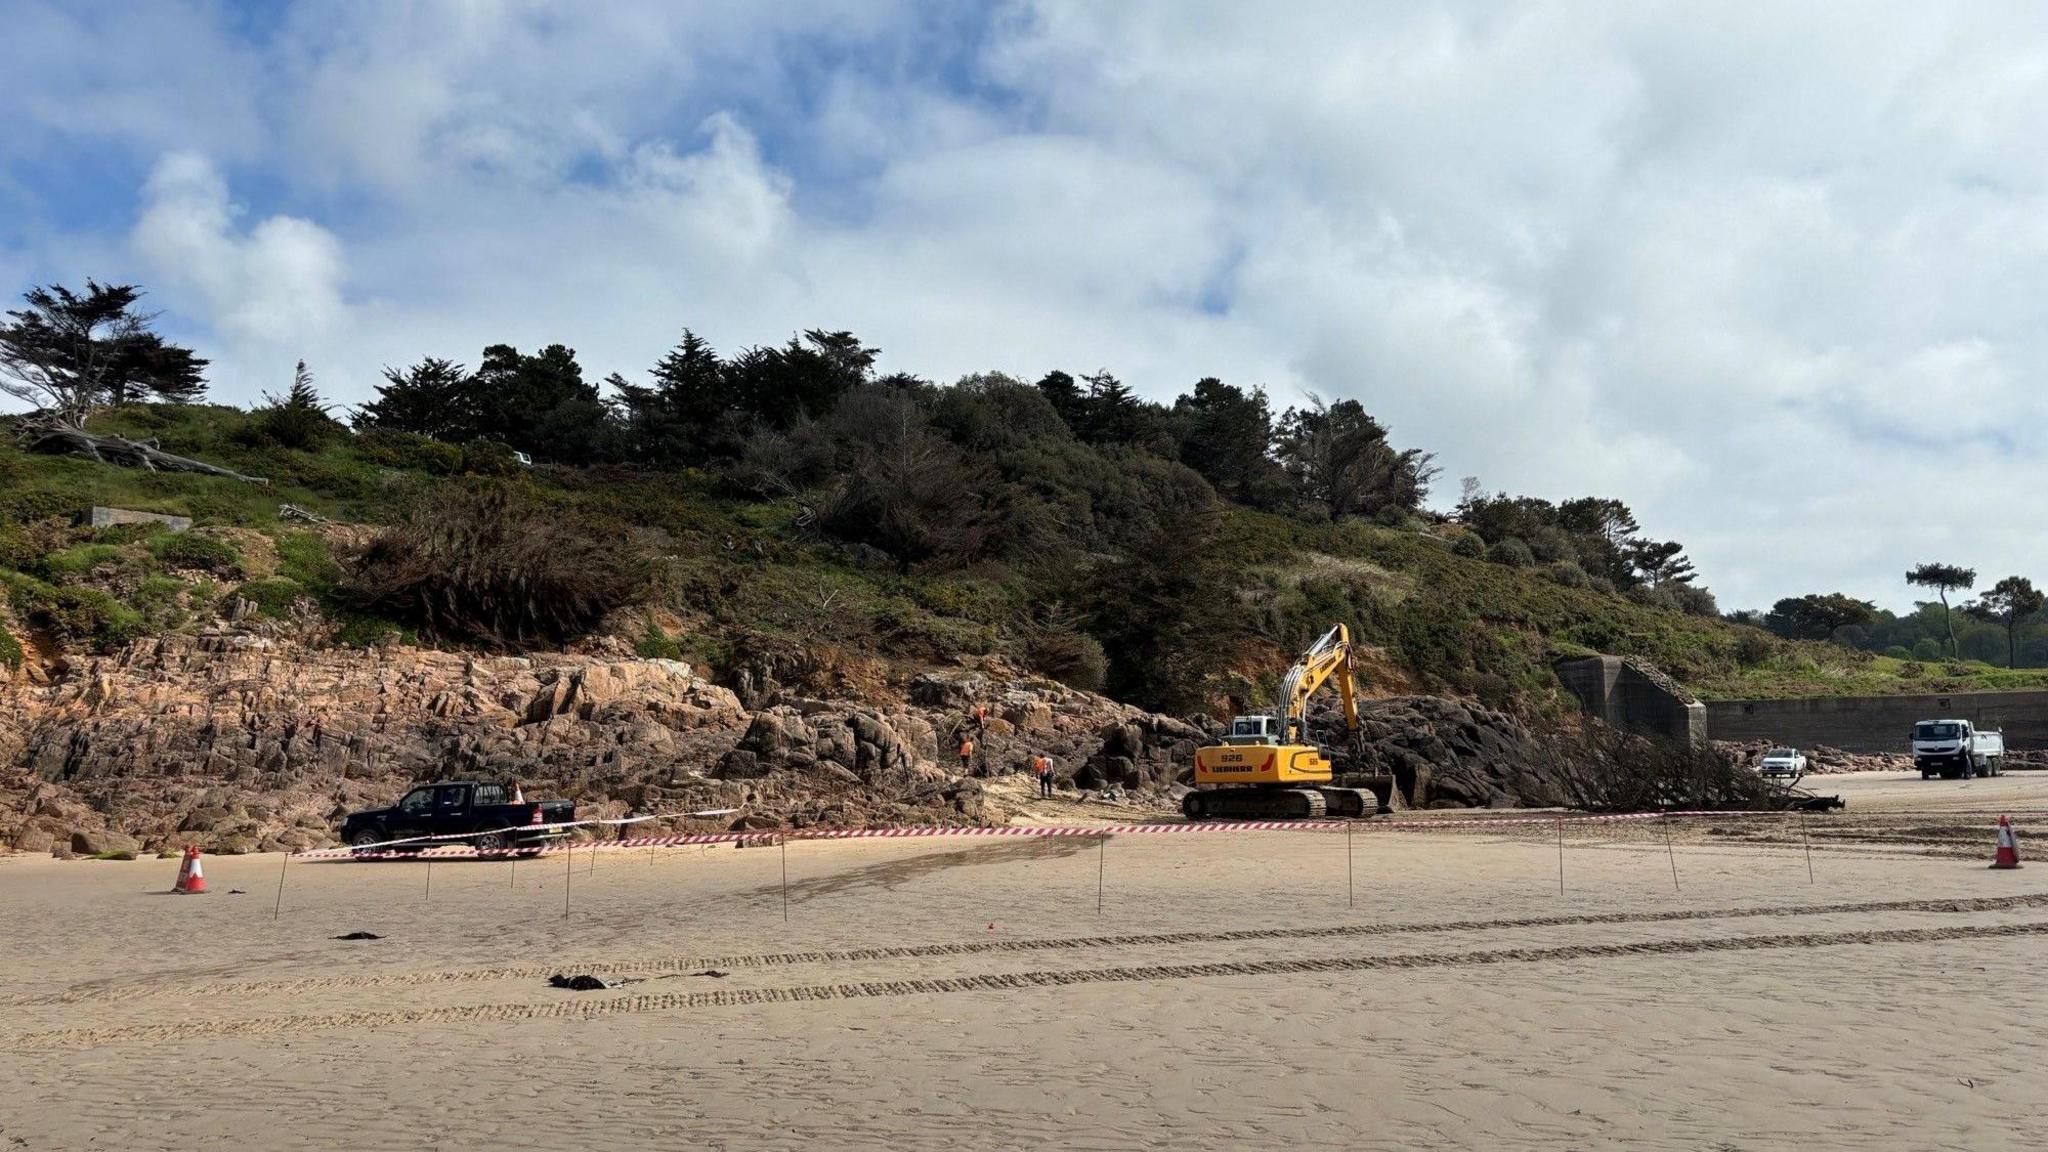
(1705, 691, 2048, 753)
(90, 506, 190, 533)
(1554, 656, 1707, 745)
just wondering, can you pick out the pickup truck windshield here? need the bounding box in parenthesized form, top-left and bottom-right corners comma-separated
(1915, 723, 1959, 739)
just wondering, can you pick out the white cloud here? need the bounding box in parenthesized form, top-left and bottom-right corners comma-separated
(133, 153, 348, 350)
(8, 1, 2048, 610)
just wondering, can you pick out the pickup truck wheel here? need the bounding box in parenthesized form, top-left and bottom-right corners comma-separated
(473, 825, 515, 853)
(348, 828, 385, 851)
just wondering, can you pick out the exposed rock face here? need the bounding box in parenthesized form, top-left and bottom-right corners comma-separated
(0, 635, 1202, 853)
(1315, 696, 1569, 809)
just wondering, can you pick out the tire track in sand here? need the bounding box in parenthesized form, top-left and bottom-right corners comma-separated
(32, 890, 2048, 1007)
(16, 920, 2048, 1049)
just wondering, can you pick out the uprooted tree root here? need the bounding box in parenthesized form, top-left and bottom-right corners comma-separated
(1546, 726, 1791, 812)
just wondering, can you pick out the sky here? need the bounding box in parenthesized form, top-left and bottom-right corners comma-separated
(4, 0, 2047, 612)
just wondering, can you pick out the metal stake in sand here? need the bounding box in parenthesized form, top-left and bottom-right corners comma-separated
(425, 857, 433, 902)
(1096, 834, 1106, 914)
(273, 851, 288, 920)
(1663, 815, 1681, 895)
(563, 840, 573, 918)
(1556, 814, 1565, 896)
(1346, 821, 1355, 909)
(780, 835, 789, 923)
(1800, 812, 1815, 883)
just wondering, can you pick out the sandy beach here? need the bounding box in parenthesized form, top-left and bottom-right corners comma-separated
(3, 770, 2045, 1150)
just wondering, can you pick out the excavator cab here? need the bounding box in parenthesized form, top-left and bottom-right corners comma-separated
(1222, 715, 1285, 745)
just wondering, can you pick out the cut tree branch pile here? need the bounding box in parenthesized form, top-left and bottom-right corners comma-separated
(15, 417, 268, 485)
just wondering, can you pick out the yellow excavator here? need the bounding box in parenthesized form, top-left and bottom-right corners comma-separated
(1183, 623, 1394, 820)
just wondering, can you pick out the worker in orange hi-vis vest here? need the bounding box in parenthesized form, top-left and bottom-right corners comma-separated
(958, 736, 975, 775)
(1033, 753, 1055, 799)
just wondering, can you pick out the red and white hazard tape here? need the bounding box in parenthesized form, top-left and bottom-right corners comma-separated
(309, 808, 1763, 861)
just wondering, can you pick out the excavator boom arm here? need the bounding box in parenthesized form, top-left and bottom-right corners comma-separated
(1279, 624, 1359, 740)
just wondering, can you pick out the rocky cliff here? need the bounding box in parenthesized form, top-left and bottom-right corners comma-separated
(0, 632, 1206, 855)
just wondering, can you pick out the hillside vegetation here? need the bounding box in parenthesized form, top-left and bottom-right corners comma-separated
(6, 281, 2043, 710)
(6, 401, 2044, 710)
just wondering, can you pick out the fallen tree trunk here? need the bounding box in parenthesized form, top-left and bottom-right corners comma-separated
(15, 418, 268, 485)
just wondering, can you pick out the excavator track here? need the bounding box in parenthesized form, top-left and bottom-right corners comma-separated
(1183, 787, 1328, 821)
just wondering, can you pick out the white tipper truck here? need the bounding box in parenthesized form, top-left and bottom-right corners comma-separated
(1912, 719, 2004, 779)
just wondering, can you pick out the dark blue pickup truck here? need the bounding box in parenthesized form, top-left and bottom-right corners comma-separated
(340, 781, 574, 851)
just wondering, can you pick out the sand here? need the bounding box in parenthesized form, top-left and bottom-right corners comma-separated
(3, 769, 2046, 1150)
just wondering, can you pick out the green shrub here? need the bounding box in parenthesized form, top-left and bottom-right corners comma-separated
(274, 531, 342, 594)
(1733, 629, 1775, 667)
(148, 532, 243, 575)
(1, 491, 78, 524)
(460, 441, 524, 477)
(1487, 538, 1534, 568)
(1450, 532, 1486, 559)
(1023, 623, 1108, 692)
(0, 624, 21, 669)
(4, 576, 145, 650)
(1666, 584, 1720, 618)
(39, 543, 125, 580)
(634, 618, 685, 660)
(1544, 560, 1590, 588)
(332, 612, 407, 648)
(229, 578, 305, 620)
(356, 428, 464, 476)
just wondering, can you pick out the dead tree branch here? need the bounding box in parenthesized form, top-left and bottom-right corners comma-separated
(15, 417, 269, 485)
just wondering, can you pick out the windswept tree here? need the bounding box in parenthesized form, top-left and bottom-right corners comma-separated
(0, 281, 206, 422)
(1276, 397, 1435, 520)
(1965, 575, 2044, 668)
(1629, 539, 1697, 588)
(1906, 562, 1977, 658)
(1764, 593, 1878, 641)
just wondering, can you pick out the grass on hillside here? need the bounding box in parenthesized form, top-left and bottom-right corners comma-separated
(5, 402, 2047, 710)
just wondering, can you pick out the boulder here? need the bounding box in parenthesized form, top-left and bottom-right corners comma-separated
(70, 829, 141, 856)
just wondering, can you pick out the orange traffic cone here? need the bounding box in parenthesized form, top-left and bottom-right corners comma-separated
(1990, 815, 2021, 870)
(173, 845, 209, 894)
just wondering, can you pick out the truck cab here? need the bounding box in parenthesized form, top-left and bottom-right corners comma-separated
(1913, 719, 2003, 779)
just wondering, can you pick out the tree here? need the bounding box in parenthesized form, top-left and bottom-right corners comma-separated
(1628, 539, 1695, 587)
(1034, 370, 1086, 431)
(1763, 593, 1877, 641)
(354, 357, 474, 438)
(816, 390, 996, 572)
(1171, 377, 1290, 509)
(615, 329, 733, 466)
(1276, 397, 1435, 520)
(1086, 485, 1235, 712)
(254, 359, 343, 449)
(0, 281, 206, 421)
(726, 330, 876, 429)
(1964, 575, 2044, 668)
(1078, 371, 1140, 444)
(469, 343, 615, 464)
(1906, 562, 1977, 658)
